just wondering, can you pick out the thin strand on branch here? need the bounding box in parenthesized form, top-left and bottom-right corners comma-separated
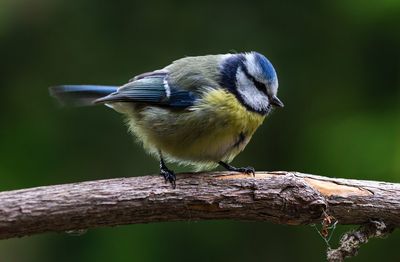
(0, 171, 399, 241)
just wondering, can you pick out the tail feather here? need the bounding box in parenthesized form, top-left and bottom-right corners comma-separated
(49, 85, 118, 106)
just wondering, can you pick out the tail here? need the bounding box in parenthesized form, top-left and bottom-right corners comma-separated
(49, 85, 118, 106)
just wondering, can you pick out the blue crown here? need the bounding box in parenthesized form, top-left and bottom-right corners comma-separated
(252, 52, 277, 83)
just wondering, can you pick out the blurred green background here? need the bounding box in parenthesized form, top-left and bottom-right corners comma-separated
(0, 0, 399, 261)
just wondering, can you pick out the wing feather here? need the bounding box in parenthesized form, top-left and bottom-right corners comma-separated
(95, 72, 197, 108)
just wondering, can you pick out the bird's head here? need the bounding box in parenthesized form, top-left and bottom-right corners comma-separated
(219, 52, 284, 115)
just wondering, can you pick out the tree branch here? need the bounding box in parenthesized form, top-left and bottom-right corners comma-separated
(0, 171, 399, 241)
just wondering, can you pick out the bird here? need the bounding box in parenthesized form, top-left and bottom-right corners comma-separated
(49, 52, 284, 188)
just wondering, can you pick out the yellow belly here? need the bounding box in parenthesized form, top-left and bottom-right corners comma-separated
(126, 89, 265, 169)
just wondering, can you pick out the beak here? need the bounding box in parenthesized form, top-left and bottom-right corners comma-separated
(270, 96, 284, 108)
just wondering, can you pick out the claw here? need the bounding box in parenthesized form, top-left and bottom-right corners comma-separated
(218, 161, 256, 176)
(237, 166, 255, 176)
(159, 153, 176, 189)
(160, 168, 176, 189)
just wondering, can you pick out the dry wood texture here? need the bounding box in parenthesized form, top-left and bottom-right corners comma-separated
(0, 171, 399, 239)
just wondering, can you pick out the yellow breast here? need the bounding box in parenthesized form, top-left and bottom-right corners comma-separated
(127, 88, 266, 169)
(185, 88, 265, 162)
(195, 88, 266, 134)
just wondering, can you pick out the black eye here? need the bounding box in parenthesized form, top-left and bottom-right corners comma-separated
(242, 67, 268, 94)
(252, 78, 267, 93)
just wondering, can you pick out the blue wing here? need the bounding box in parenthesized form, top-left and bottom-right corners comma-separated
(95, 72, 197, 108)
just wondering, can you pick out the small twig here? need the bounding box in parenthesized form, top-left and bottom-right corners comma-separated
(327, 220, 395, 262)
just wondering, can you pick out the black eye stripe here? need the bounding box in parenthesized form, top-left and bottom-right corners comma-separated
(241, 66, 268, 95)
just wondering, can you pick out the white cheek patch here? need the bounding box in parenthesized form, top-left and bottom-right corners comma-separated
(236, 68, 269, 112)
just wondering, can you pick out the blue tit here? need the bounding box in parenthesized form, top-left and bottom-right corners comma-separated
(50, 51, 284, 188)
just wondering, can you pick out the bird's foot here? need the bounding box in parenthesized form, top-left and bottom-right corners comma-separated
(159, 153, 177, 188)
(160, 167, 176, 188)
(234, 166, 256, 176)
(218, 161, 255, 176)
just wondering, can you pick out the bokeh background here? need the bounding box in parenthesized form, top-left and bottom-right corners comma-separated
(0, 0, 399, 261)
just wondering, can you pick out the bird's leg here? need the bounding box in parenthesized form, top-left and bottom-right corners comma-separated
(218, 161, 255, 176)
(159, 153, 176, 188)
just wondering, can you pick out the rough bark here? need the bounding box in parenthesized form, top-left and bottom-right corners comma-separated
(0, 171, 399, 240)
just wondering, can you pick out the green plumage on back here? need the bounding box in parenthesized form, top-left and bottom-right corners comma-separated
(165, 55, 222, 92)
